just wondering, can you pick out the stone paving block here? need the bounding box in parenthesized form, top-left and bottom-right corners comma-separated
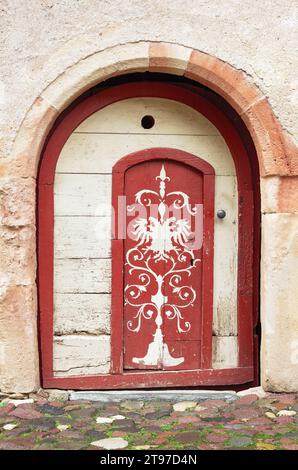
(0, 442, 27, 450)
(0, 403, 15, 416)
(283, 444, 298, 450)
(46, 390, 69, 402)
(276, 415, 296, 425)
(177, 416, 201, 424)
(226, 436, 253, 447)
(175, 431, 201, 443)
(9, 406, 43, 420)
(120, 400, 144, 411)
(207, 433, 227, 443)
(91, 437, 128, 449)
(256, 442, 276, 450)
(144, 409, 171, 420)
(27, 418, 56, 431)
(112, 418, 137, 432)
(235, 395, 259, 406)
(38, 404, 65, 415)
(233, 408, 260, 420)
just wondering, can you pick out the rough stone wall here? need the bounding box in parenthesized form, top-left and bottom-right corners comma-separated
(0, 1, 297, 392)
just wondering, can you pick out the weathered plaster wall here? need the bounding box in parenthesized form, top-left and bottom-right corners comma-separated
(0, 0, 297, 392)
(0, 0, 297, 158)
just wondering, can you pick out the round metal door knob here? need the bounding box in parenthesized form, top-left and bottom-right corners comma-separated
(217, 209, 226, 219)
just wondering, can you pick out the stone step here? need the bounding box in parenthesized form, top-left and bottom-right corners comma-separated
(69, 390, 237, 402)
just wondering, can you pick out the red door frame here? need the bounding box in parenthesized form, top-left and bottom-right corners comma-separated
(38, 82, 255, 389)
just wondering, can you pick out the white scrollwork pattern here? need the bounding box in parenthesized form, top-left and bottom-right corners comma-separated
(125, 163, 200, 367)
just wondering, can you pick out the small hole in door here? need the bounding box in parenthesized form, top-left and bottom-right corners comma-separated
(141, 115, 155, 129)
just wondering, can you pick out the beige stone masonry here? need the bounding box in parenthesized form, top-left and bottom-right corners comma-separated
(0, 177, 35, 226)
(261, 213, 298, 392)
(0, 285, 39, 393)
(5, 98, 58, 179)
(0, 225, 36, 286)
(185, 50, 298, 177)
(149, 43, 192, 75)
(261, 177, 298, 214)
(41, 42, 150, 118)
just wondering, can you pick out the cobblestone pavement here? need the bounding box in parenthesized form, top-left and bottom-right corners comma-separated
(0, 392, 297, 450)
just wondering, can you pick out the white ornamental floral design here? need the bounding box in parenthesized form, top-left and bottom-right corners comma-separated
(125, 164, 201, 367)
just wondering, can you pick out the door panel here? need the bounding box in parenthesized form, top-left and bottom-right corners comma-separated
(123, 158, 204, 371)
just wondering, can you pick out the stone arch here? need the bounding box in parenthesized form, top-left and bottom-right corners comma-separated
(10, 41, 297, 179)
(3, 41, 297, 392)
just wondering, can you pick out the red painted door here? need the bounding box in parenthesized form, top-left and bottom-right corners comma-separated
(123, 158, 204, 371)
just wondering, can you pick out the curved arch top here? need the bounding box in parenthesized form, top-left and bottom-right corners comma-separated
(113, 147, 216, 175)
(38, 82, 251, 188)
(11, 41, 297, 180)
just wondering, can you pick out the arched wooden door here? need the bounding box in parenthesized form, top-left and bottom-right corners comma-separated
(38, 81, 258, 389)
